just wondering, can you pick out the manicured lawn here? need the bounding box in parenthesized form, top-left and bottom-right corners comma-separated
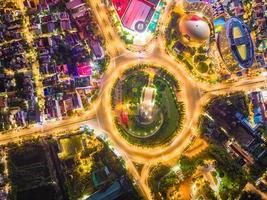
(128, 111, 163, 137)
(152, 76, 183, 144)
(117, 75, 184, 147)
(60, 135, 84, 157)
(122, 72, 149, 104)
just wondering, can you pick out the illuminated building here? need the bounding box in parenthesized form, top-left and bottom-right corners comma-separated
(179, 14, 211, 45)
(112, 0, 160, 33)
(111, 0, 162, 45)
(183, 0, 214, 19)
(217, 17, 254, 72)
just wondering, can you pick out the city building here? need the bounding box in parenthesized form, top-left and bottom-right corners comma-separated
(179, 14, 211, 45)
(228, 142, 254, 165)
(183, 0, 214, 20)
(217, 17, 255, 72)
(112, 0, 160, 33)
(211, 0, 225, 18)
(250, 90, 267, 124)
(224, 0, 245, 19)
(252, 0, 267, 48)
(87, 176, 136, 200)
(111, 0, 163, 45)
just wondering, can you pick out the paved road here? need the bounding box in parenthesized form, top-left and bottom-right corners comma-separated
(86, 1, 267, 199)
(1, 1, 267, 199)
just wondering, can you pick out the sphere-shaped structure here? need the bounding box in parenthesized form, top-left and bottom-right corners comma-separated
(179, 14, 211, 43)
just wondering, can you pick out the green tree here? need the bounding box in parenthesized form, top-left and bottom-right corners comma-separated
(179, 155, 197, 178)
(201, 181, 216, 200)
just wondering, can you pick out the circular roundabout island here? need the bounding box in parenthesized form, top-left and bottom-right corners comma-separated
(111, 65, 185, 147)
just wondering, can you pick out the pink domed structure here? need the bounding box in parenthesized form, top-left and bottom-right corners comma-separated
(179, 14, 211, 43)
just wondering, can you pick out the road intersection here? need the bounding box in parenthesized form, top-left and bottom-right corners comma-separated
(0, 1, 266, 199)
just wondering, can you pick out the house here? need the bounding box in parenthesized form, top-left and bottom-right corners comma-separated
(228, 142, 254, 165)
(88, 39, 104, 60)
(173, 41, 186, 54)
(250, 91, 267, 124)
(75, 62, 92, 77)
(66, 0, 85, 10)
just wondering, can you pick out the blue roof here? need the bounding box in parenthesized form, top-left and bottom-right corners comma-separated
(214, 17, 226, 27)
(253, 107, 263, 124)
(225, 17, 254, 69)
(254, 115, 263, 124)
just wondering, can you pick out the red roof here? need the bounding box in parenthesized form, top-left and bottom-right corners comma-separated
(122, 0, 152, 30)
(112, 0, 129, 18)
(189, 15, 203, 21)
(112, 0, 157, 21)
(77, 63, 92, 76)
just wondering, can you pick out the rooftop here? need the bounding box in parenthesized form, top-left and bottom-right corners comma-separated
(225, 17, 254, 69)
(112, 0, 159, 32)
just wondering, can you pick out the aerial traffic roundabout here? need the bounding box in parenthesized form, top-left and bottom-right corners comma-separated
(94, 0, 256, 164)
(111, 64, 185, 147)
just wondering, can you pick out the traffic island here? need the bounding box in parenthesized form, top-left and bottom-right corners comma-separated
(111, 64, 185, 147)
